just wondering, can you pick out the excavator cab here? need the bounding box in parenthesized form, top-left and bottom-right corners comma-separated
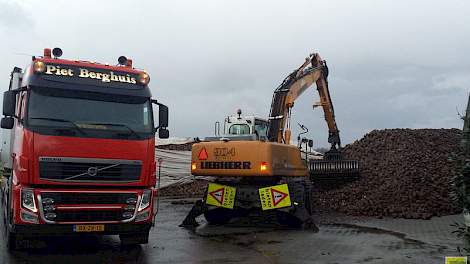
(210, 109, 269, 141)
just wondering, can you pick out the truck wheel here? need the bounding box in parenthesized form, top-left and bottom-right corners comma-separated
(4, 208, 18, 251)
(119, 232, 149, 246)
(4, 178, 17, 251)
(204, 208, 233, 225)
(5, 228, 17, 251)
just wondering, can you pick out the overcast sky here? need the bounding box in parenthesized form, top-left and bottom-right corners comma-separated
(0, 0, 468, 147)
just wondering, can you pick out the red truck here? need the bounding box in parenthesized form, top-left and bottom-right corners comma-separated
(0, 48, 169, 250)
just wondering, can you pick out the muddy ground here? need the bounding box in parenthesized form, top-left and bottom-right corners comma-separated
(0, 198, 465, 264)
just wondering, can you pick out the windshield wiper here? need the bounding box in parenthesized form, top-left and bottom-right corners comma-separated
(86, 122, 142, 139)
(30, 117, 87, 135)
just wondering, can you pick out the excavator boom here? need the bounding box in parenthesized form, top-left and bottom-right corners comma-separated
(267, 53, 359, 181)
(267, 54, 339, 147)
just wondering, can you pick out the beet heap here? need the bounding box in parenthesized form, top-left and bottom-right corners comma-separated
(314, 128, 463, 219)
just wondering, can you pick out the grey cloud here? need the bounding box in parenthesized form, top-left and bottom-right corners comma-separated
(0, 0, 468, 148)
(0, 0, 33, 31)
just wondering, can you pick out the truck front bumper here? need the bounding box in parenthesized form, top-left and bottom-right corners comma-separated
(13, 223, 152, 236)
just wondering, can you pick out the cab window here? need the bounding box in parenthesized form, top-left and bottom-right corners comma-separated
(254, 120, 268, 137)
(18, 92, 26, 124)
(229, 124, 250, 135)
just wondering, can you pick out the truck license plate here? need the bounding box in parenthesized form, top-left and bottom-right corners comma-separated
(73, 224, 105, 232)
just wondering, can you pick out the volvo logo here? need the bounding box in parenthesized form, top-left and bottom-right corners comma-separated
(87, 167, 99, 176)
(63, 163, 121, 180)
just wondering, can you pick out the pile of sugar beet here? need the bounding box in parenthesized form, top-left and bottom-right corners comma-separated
(313, 128, 464, 219)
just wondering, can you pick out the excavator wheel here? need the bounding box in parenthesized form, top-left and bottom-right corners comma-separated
(276, 211, 303, 228)
(204, 208, 234, 225)
(277, 178, 315, 229)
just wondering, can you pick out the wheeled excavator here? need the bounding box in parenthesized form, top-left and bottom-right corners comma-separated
(181, 53, 359, 228)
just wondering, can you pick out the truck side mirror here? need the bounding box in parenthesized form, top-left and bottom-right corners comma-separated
(151, 100, 169, 138)
(158, 128, 169, 139)
(3, 91, 16, 117)
(158, 104, 168, 128)
(1, 117, 14, 129)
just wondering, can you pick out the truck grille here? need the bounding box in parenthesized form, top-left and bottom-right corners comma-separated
(40, 192, 138, 223)
(41, 192, 137, 204)
(39, 157, 142, 182)
(55, 211, 122, 222)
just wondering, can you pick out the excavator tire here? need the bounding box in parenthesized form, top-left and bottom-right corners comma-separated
(204, 208, 234, 225)
(277, 178, 313, 228)
(276, 211, 303, 228)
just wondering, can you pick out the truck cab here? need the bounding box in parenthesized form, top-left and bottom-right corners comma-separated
(1, 48, 169, 249)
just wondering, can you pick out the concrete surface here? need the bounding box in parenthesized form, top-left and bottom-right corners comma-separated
(0, 198, 465, 264)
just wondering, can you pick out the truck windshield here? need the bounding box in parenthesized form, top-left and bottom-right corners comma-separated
(27, 88, 153, 139)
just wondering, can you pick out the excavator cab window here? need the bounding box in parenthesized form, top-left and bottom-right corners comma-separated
(254, 119, 268, 138)
(228, 124, 250, 135)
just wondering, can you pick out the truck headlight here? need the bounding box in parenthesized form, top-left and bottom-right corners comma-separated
(138, 189, 152, 212)
(21, 188, 37, 213)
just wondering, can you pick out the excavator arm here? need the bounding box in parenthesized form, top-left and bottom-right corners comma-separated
(267, 52, 359, 181)
(267, 53, 341, 150)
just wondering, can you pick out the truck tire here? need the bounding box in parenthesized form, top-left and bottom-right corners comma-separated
(204, 208, 233, 225)
(5, 226, 17, 251)
(3, 177, 17, 251)
(4, 207, 18, 251)
(119, 232, 149, 246)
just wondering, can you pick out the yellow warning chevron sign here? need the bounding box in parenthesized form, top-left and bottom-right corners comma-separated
(205, 183, 236, 209)
(258, 184, 291, 210)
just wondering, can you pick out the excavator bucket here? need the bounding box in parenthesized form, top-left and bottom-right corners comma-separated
(309, 150, 360, 181)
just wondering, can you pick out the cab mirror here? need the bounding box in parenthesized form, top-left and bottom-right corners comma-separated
(1, 117, 14, 129)
(3, 91, 16, 117)
(151, 100, 169, 130)
(158, 104, 168, 128)
(308, 139, 314, 148)
(158, 128, 169, 139)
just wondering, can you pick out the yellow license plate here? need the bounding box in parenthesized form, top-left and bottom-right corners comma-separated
(73, 224, 105, 232)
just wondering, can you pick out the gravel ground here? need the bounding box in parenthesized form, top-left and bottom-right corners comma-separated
(159, 180, 208, 198)
(2, 199, 465, 264)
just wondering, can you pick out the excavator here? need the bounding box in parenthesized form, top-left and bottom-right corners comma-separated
(181, 52, 359, 228)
